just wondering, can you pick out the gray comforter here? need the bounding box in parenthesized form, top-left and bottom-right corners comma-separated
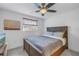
(25, 35, 63, 55)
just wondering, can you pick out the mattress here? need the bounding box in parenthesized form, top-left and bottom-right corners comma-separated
(25, 35, 63, 55)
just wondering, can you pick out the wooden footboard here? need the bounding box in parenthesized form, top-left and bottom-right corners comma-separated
(23, 39, 30, 55)
(30, 45, 42, 56)
(52, 46, 66, 56)
(23, 39, 42, 56)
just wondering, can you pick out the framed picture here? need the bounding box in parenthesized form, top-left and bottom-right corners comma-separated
(4, 20, 20, 30)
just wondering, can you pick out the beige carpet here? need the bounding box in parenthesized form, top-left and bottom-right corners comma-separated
(7, 47, 79, 56)
(7, 47, 28, 56)
(61, 49, 79, 56)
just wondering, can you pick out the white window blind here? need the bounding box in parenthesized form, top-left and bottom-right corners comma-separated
(23, 19, 37, 25)
(23, 18, 38, 31)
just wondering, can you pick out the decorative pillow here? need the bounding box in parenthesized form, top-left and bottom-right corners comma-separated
(43, 32, 54, 36)
(53, 32, 64, 38)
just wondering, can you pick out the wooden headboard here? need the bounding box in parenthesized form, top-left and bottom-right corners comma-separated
(47, 26, 68, 48)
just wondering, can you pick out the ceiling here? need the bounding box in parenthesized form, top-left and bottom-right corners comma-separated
(0, 3, 79, 19)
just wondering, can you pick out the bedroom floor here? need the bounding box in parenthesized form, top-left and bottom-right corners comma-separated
(7, 47, 79, 56)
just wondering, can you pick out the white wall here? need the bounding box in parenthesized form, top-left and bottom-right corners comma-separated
(44, 8, 79, 52)
(0, 8, 44, 50)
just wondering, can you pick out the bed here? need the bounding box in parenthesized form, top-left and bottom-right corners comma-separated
(23, 26, 68, 56)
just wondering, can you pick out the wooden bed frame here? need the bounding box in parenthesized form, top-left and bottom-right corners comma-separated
(23, 26, 68, 56)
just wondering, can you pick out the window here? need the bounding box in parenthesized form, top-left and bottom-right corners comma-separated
(23, 19, 37, 26)
(23, 18, 38, 31)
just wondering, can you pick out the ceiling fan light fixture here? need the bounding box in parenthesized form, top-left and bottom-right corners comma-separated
(40, 8, 47, 14)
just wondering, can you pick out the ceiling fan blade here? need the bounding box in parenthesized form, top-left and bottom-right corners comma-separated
(41, 3, 45, 6)
(47, 10, 56, 12)
(35, 10, 40, 12)
(46, 3, 55, 8)
(34, 3, 41, 8)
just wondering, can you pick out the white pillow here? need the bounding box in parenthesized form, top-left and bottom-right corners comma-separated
(53, 32, 64, 38)
(50, 36, 66, 46)
(42, 34, 54, 38)
(43, 32, 54, 36)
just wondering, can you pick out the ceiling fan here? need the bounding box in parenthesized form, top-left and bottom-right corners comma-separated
(34, 3, 56, 16)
